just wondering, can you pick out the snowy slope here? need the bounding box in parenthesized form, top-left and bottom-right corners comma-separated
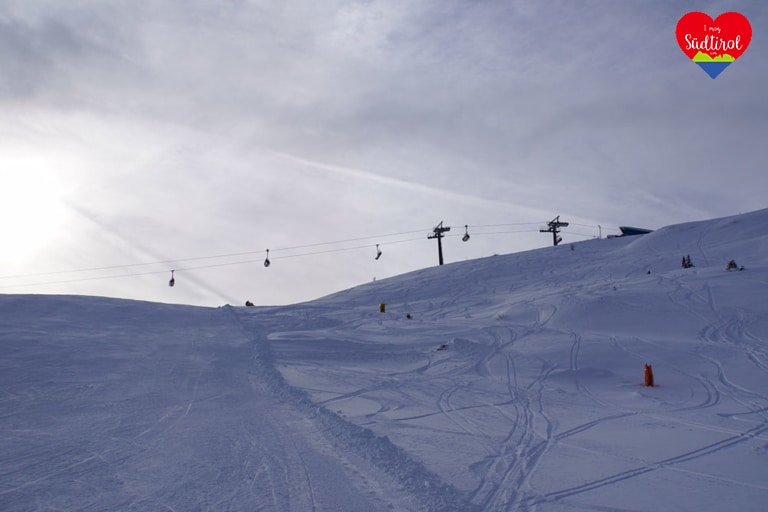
(2, 209, 767, 511)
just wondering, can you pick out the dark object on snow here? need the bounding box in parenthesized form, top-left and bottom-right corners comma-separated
(436, 344, 448, 351)
(644, 364, 655, 387)
(607, 226, 654, 238)
(682, 255, 694, 269)
(406, 313, 412, 319)
(726, 260, 744, 271)
(245, 300, 255, 307)
(620, 226, 653, 236)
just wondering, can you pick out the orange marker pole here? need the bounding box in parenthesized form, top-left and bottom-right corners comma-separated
(644, 364, 655, 387)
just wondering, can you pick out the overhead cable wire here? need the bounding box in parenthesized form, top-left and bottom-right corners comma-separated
(0, 221, 616, 289)
(0, 228, 432, 281)
(470, 222, 542, 229)
(0, 235, 428, 289)
(446, 229, 536, 238)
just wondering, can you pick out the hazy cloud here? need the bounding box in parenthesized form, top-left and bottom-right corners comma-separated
(1, 0, 765, 306)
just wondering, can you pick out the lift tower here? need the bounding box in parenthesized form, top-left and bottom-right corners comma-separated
(540, 215, 569, 246)
(428, 221, 451, 265)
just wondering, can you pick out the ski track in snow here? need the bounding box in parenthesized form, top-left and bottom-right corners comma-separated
(527, 420, 768, 508)
(2, 210, 768, 511)
(257, 213, 768, 511)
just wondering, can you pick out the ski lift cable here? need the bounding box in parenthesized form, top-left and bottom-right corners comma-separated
(568, 222, 607, 229)
(273, 228, 429, 253)
(0, 236, 429, 290)
(0, 268, 179, 289)
(0, 220, 618, 287)
(2, 222, 612, 282)
(272, 236, 425, 260)
(470, 222, 541, 229)
(0, 227, 432, 281)
(448, 229, 537, 237)
(0, 225, 604, 291)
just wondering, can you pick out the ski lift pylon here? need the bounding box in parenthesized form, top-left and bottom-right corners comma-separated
(462, 225, 470, 242)
(264, 249, 271, 267)
(168, 269, 176, 287)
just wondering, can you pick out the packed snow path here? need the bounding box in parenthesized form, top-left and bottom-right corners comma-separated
(2, 209, 768, 511)
(0, 297, 434, 511)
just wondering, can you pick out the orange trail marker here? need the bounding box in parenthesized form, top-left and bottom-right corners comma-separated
(644, 364, 655, 387)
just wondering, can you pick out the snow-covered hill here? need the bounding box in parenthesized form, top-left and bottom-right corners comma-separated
(2, 209, 767, 511)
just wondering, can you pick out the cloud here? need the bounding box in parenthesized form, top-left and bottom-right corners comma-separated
(0, 0, 766, 306)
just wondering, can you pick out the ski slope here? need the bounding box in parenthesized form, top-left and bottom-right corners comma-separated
(2, 209, 768, 511)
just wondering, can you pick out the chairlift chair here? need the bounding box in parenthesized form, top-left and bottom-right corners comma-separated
(264, 249, 271, 267)
(462, 225, 470, 242)
(375, 244, 382, 260)
(168, 270, 176, 287)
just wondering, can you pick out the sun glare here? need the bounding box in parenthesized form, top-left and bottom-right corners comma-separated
(0, 157, 68, 261)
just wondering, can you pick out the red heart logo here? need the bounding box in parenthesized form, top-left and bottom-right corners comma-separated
(676, 12, 751, 78)
(676, 12, 752, 60)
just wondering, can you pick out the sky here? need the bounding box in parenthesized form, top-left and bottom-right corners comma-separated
(1, 0, 766, 307)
